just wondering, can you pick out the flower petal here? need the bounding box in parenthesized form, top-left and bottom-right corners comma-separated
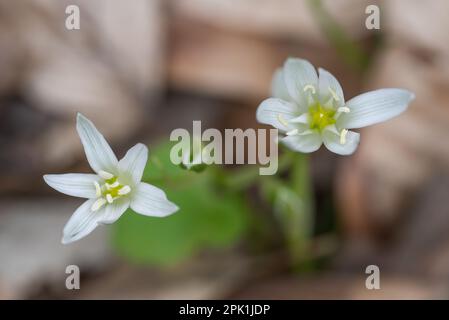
(62, 199, 101, 244)
(283, 58, 318, 105)
(322, 125, 360, 155)
(318, 68, 344, 107)
(98, 199, 130, 225)
(43, 173, 100, 198)
(280, 130, 322, 153)
(130, 182, 179, 217)
(118, 143, 148, 184)
(271, 68, 291, 101)
(256, 98, 300, 132)
(76, 113, 118, 174)
(337, 88, 415, 129)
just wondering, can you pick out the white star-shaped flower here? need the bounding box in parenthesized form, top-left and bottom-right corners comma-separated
(257, 58, 415, 155)
(44, 113, 179, 244)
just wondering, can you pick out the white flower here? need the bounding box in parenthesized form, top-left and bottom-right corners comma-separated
(257, 58, 415, 155)
(44, 113, 179, 244)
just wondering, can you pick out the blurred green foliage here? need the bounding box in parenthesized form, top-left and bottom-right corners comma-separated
(308, 0, 377, 73)
(259, 152, 315, 269)
(111, 141, 250, 266)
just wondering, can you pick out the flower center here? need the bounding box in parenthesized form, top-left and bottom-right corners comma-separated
(308, 102, 336, 132)
(91, 170, 131, 211)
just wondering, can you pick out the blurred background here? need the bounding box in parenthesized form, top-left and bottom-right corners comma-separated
(1, 0, 449, 299)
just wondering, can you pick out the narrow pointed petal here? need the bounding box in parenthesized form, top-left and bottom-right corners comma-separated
(322, 125, 360, 155)
(43, 173, 100, 198)
(280, 130, 322, 153)
(62, 199, 101, 244)
(130, 182, 179, 217)
(76, 113, 118, 174)
(337, 89, 415, 129)
(318, 68, 344, 107)
(271, 68, 291, 101)
(98, 199, 130, 224)
(256, 98, 300, 132)
(283, 58, 318, 105)
(118, 143, 148, 184)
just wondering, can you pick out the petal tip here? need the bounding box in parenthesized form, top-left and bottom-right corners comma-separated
(317, 67, 327, 74)
(160, 202, 179, 217)
(171, 203, 180, 214)
(61, 236, 71, 245)
(76, 112, 92, 129)
(136, 142, 149, 152)
(42, 174, 55, 188)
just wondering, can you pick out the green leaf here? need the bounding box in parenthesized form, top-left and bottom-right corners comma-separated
(111, 141, 249, 266)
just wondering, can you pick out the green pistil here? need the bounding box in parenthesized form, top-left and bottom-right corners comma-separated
(308, 102, 336, 132)
(105, 176, 117, 184)
(102, 176, 123, 198)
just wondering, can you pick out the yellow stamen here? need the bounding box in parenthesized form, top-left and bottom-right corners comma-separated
(277, 114, 290, 128)
(118, 186, 131, 196)
(94, 181, 102, 197)
(337, 106, 350, 113)
(286, 129, 299, 136)
(106, 181, 120, 189)
(106, 194, 114, 204)
(340, 129, 348, 145)
(91, 198, 106, 211)
(303, 84, 316, 94)
(98, 170, 114, 180)
(329, 87, 340, 101)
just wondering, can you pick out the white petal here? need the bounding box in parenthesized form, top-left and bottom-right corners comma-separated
(256, 98, 300, 132)
(98, 199, 130, 224)
(318, 68, 344, 107)
(337, 89, 415, 129)
(62, 199, 101, 244)
(271, 68, 291, 101)
(76, 113, 118, 174)
(118, 143, 148, 184)
(280, 130, 322, 153)
(43, 173, 100, 198)
(283, 58, 318, 105)
(322, 125, 360, 155)
(130, 182, 179, 217)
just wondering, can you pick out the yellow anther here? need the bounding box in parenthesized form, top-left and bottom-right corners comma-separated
(337, 106, 350, 113)
(328, 87, 340, 101)
(303, 84, 316, 94)
(98, 170, 114, 180)
(91, 198, 106, 211)
(277, 114, 290, 128)
(106, 181, 120, 189)
(106, 194, 114, 204)
(118, 186, 131, 196)
(94, 181, 102, 197)
(286, 129, 299, 136)
(340, 129, 348, 145)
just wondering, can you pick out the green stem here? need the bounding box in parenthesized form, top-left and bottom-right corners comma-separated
(258, 152, 315, 270)
(220, 152, 294, 191)
(308, 0, 370, 72)
(288, 153, 315, 270)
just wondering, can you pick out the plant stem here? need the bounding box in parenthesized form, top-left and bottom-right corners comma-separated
(220, 152, 293, 191)
(287, 153, 315, 270)
(308, 0, 370, 72)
